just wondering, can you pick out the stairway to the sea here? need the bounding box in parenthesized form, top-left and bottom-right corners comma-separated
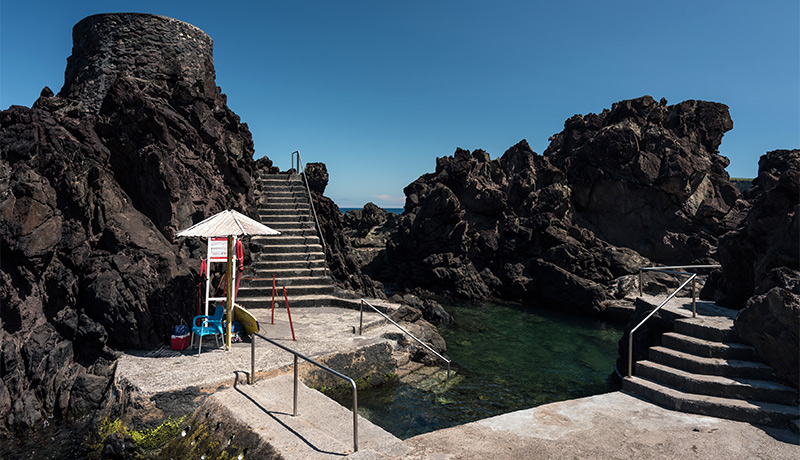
(622, 297, 799, 428)
(236, 173, 360, 310)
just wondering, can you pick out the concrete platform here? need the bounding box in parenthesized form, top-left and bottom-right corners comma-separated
(639, 294, 737, 322)
(404, 391, 800, 460)
(116, 304, 400, 394)
(205, 374, 410, 459)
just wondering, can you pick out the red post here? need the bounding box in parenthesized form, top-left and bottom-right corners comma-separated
(271, 275, 276, 325)
(284, 287, 296, 341)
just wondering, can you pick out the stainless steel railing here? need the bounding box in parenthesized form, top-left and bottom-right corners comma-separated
(250, 332, 359, 452)
(291, 151, 329, 277)
(359, 299, 451, 380)
(628, 264, 721, 377)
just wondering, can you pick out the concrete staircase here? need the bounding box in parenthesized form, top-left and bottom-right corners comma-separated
(237, 174, 359, 310)
(623, 312, 799, 427)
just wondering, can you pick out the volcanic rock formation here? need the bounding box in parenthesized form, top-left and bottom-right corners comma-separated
(543, 96, 743, 264)
(375, 96, 745, 313)
(382, 140, 649, 313)
(722, 149, 799, 385)
(1, 13, 260, 436)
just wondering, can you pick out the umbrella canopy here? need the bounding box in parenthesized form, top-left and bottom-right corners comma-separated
(177, 209, 280, 238)
(177, 209, 279, 351)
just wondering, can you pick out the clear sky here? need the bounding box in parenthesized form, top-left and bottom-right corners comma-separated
(2, 1, 798, 208)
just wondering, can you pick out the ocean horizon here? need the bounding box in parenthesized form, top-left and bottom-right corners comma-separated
(341, 207, 403, 214)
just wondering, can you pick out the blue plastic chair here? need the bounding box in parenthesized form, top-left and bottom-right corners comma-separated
(191, 305, 225, 354)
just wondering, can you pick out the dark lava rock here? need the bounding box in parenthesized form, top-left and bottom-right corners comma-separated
(714, 149, 800, 386)
(715, 149, 800, 308)
(303, 162, 329, 194)
(735, 267, 800, 386)
(0, 13, 263, 437)
(544, 96, 742, 264)
(387, 293, 453, 325)
(310, 189, 386, 298)
(382, 139, 650, 314)
(377, 96, 744, 315)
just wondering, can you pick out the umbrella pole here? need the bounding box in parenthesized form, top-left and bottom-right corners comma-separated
(225, 235, 234, 350)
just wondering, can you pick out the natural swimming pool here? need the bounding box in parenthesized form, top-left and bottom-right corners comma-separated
(330, 300, 624, 439)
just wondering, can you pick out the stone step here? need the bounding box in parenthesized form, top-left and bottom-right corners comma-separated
(257, 214, 313, 223)
(238, 284, 337, 297)
(258, 174, 302, 182)
(261, 197, 308, 205)
(674, 317, 738, 343)
(253, 259, 325, 271)
(259, 180, 306, 193)
(635, 360, 798, 404)
(661, 332, 758, 361)
(256, 227, 317, 237)
(241, 276, 333, 288)
(251, 236, 322, 246)
(249, 243, 323, 254)
(262, 219, 316, 228)
(258, 202, 311, 210)
(649, 346, 775, 380)
(250, 267, 328, 278)
(237, 295, 362, 310)
(254, 251, 326, 262)
(258, 189, 300, 197)
(622, 376, 800, 427)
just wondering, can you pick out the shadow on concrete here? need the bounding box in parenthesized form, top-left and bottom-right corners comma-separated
(232, 376, 346, 457)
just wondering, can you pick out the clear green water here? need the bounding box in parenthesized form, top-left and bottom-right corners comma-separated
(332, 300, 624, 439)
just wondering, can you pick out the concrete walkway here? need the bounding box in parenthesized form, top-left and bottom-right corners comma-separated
(404, 391, 800, 460)
(116, 305, 398, 393)
(209, 374, 410, 458)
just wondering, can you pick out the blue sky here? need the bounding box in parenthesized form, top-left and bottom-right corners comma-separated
(2, 1, 798, 208)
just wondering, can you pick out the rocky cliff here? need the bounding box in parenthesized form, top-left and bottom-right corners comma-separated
(723, 150, 799, 385)
(0, 13, 260, 437)
(375, 96, 744, 313)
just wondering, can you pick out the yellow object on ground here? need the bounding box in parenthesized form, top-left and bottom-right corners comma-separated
(234, 303, 260, 335)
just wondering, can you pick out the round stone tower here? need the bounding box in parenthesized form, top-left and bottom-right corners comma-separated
(60, 13, 215, 114)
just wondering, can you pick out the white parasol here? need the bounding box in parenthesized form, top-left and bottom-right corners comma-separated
(177, 209, 280, 349)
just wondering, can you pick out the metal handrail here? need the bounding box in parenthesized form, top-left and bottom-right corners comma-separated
(628, 264, 721, 378)
(291, 151, 329, 277)
(250, 332, 358, 452)
(359, 299, 451, 380)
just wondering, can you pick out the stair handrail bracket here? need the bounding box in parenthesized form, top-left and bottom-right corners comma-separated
(291, 151, 329, 277)
(359, 299, 451, 380)
(628, 264, 721, 378)
(250, 332, 359, 453)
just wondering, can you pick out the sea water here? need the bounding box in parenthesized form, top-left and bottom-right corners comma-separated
(331, 300, 624, 439)
(340, 207, 404, 214)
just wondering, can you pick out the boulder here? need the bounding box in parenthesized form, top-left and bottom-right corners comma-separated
(303, 162, 329, 194)
(734, 268, 800, 386)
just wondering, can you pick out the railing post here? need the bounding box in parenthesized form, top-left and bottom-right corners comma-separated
(250, 333, 256, 385)
(692, 276, 697, 318)
(628, 332, 633, 377)
(293, 355, 299, 416)
(358, 300, 364, 335)
(351, 380, 359, 452)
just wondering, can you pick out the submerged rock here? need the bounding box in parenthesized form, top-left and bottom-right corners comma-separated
(1, 13, 261, 436)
